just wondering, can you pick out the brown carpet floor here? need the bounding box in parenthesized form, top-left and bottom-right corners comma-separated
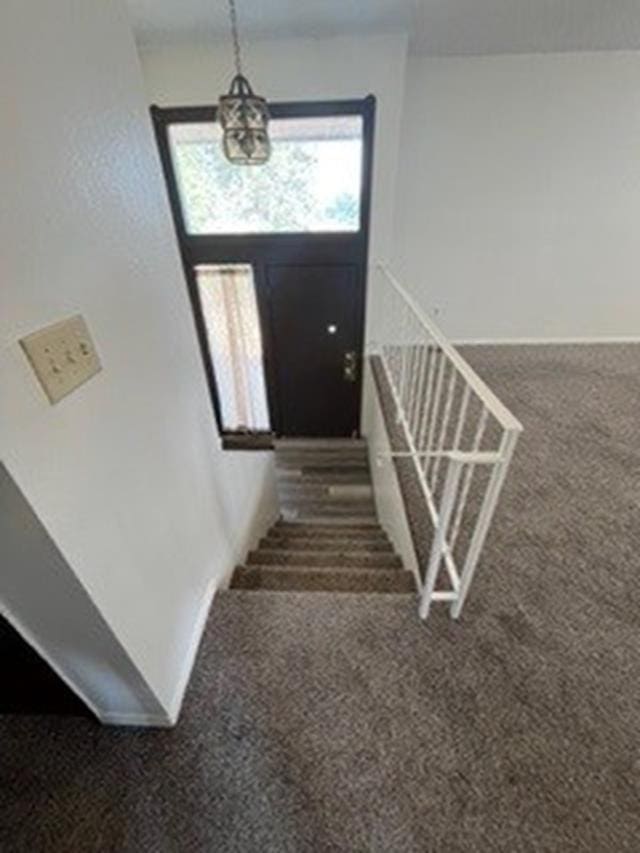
(1, 344, 639, 851)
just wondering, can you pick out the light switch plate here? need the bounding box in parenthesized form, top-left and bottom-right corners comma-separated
(20, 314, 101, 404)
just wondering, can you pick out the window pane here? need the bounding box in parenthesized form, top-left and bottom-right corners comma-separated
(168, 116, 363, 235)
(195, 264, 270, 432)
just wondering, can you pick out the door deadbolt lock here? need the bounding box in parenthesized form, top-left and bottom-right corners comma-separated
(343, 350, 358, 383)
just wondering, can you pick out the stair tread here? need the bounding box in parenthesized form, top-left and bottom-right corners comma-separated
(248, 549, 402, 569)
(245, 562, 403, 573)
(281, 509, 377, 518)
(281, 515, 378, 522)
(277, 484, 373, 495)
(266, 535, 389, 547)
(260, 537, 393, 552)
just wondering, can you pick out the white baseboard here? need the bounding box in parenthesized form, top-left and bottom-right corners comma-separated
(100, 710, 174, 727)
(1, 579, 218, 729)
(165, 578, 218, 726)
(453, 336, 640, 346)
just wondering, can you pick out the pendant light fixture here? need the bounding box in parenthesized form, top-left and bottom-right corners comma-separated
(218, 0, 270, 165)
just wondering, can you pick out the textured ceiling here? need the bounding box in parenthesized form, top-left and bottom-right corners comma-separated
(127, 0, 640, 54)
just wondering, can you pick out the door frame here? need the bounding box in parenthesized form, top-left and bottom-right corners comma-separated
(151, 96, 376, 440)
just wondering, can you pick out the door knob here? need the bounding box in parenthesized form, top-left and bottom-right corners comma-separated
(343, 350, 357, 383)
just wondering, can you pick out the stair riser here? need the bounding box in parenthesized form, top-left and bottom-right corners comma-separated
(275, 439, 366, 450)
(231, 567, 415, 594)
(278, 456, 368, 463)
(276, 455, 369, 473)
(260, 537, 393, 552)
(276, 449, 368, 459)
(281, 500, 376, 513)
(282, 517, 379, 528)
(274, 520, 382, 533)
(276, 471, 371, 489)
(276, 467, 370, 480)
(280, 511, 377, 524)
(248, 551, 402, 569)
(277, 484, 373, 499)
(269, 533, 389, 546)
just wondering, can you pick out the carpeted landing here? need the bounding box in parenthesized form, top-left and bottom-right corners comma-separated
(1, 344, 639, 851)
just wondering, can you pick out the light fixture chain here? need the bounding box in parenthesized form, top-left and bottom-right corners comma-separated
(227, 0, 243, 78)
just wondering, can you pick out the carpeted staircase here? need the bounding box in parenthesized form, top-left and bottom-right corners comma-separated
(230, 439, 415, 595)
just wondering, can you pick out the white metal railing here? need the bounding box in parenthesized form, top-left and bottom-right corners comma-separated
(369, 264, 523, 620)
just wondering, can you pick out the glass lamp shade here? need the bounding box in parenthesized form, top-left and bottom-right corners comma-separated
(218, 74, 271, 165)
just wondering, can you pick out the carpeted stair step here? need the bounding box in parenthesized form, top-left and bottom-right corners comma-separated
(274, 438, 366, 450)
(276, 444, 367, 457)
(283, 513, 379, 525)
(277, 465, 369, 477)
(277, 464, 371, 482)
(276, 452, 368, 463)
(273, 520, 384, 535)
(278, 472, 371, 488)
(275, 449, 368, 464)
(276, 483, 373, 500)
(259, 535, 394, 553)
(230, 565, 415, 594)
(247, 549, 402, 569)
(281, 498, 376, 514)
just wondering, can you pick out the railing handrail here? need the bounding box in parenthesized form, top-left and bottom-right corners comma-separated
(375, 263, 523, 435)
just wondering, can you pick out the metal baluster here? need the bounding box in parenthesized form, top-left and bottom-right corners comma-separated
(430, 366, 457, 491)
(402, 316, 418, 421)
(451, 429, 520, 619)
(419, 456, 465, 620)
(422, 350, 446, 480)
(449, 403, 488, 552)
(417, 339, 437, 459)
(395, 302, 411, 413)
(451, 383, 471, 452)
(408, 339, 429, 448)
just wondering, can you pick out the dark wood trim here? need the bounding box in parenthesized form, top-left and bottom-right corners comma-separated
(221, 432, 275, 451)
(152, 98, 369, 127)
(151, 105, 226, 435)
(356, 95, 377, 435)
(151, 96, 376, 440)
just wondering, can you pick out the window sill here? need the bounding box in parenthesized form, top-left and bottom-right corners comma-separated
(221, 433, 275, 451)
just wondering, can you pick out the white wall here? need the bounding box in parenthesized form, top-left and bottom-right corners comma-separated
(1, 464, 168, 725)
(0, 0, 277, 723)
(361, 364, 420, 590)
(138, 34, 408, 264)
(392, 51, 640, 342)
(141, 40, 640, 342)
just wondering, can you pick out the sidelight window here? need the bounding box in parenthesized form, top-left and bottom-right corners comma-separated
(195, 264, 270, 432)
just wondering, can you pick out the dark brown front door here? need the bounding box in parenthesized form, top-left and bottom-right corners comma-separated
(266, 264, 360, 436)
(152, 97, 375, 439)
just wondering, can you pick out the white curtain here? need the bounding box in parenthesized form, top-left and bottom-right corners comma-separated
(196, 265, 270, 432)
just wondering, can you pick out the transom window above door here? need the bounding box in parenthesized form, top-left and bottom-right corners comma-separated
(167, 115, 364, 235)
